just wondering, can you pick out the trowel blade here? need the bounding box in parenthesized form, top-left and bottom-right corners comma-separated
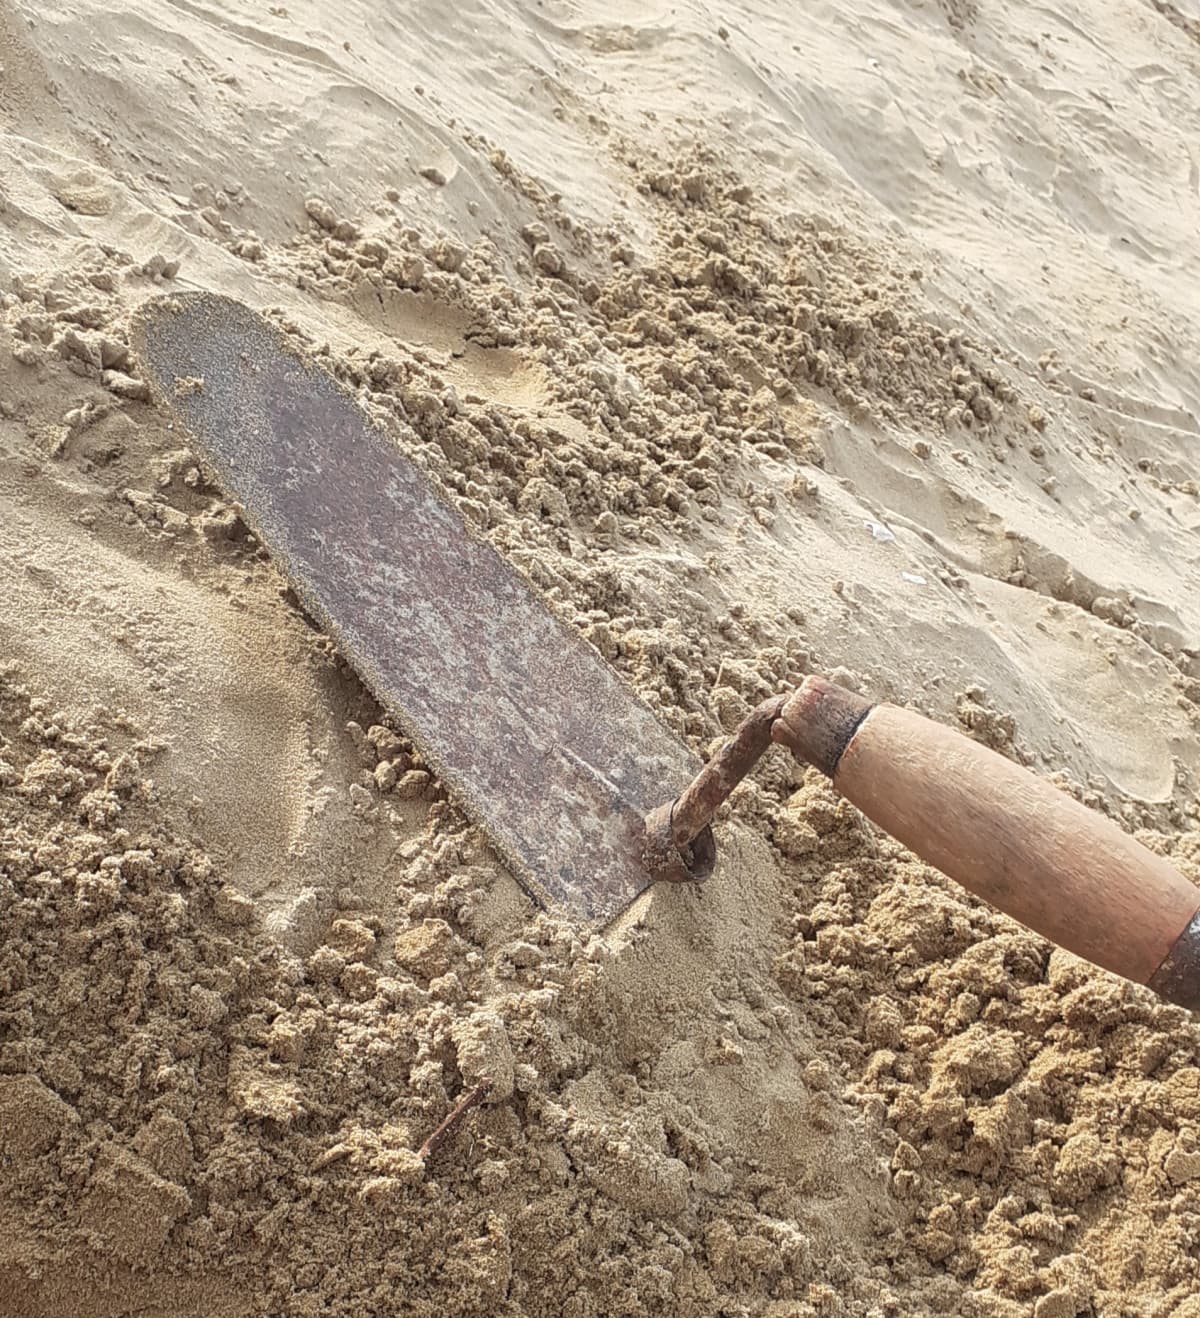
(133, 292, 701, 925)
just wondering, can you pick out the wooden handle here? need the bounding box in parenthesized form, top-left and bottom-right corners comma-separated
(773, 677, 1200, 1007)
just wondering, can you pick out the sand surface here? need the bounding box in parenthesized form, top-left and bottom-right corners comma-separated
(4, 1, 1200, 1314)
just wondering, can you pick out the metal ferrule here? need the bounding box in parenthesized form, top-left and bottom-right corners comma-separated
(1148, 910, 1200, 1010)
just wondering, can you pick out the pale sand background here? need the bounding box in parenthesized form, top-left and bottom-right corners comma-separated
(4, 2, 1200, 1314)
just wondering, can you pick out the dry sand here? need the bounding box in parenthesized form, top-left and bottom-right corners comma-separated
(4, 1, 1200, 1314)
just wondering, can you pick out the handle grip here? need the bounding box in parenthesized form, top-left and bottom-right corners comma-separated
(773, 676, 1200, 1008)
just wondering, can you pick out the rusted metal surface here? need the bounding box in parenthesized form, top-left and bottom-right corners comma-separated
(418, 1079, 494, 1164)
(644, 695, 786, 877)
(133, 292, 709, 925)
(1148, 909, 1200, 1010)
(642, 799, 717, 885)
(647, 678, 877, 877)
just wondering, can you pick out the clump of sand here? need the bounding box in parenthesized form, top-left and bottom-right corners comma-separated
(5, 1, 1200, 1315)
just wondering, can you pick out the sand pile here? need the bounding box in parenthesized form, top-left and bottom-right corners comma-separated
(4, 1, 1200, 1314)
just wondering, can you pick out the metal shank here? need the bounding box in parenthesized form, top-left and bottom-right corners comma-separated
(643, 695, 785, 877)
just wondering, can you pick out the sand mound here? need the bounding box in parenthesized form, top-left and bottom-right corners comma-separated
(4, 1, 1200, 1314)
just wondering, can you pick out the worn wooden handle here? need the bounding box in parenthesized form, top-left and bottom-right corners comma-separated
(773, 676, 1200, 1008)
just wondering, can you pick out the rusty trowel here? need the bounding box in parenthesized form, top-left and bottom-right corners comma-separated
(135, 293, 1200, 1009)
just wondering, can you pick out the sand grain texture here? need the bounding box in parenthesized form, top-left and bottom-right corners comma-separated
(4, 1, 1200, 1314)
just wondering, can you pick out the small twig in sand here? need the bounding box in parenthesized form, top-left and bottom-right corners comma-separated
(418, 1078, 493, 1164)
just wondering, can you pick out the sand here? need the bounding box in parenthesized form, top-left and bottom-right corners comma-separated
(4, 1, 1200, 1314)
